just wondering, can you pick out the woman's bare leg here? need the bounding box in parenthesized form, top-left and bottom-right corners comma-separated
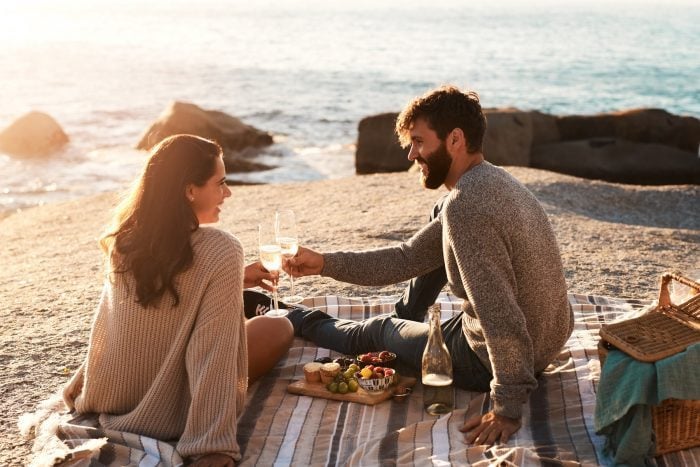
(246, 315, 294, 384)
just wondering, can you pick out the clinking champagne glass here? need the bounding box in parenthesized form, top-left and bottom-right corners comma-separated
(258, 222, 287, 317)
(275, 209, 303, 304)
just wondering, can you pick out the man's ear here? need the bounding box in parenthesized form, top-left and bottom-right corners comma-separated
(449, 128, 466, 150)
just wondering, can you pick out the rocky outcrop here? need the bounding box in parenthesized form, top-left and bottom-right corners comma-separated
(356, 109, 544, 173)
(531, 138, 700, 185)
(355, 109, 544, 173)
(557, 109, 700, 153)
(137, 102, 273, 154)
(355, 107, 700, 185)
(222, 156, 273, 173)
(530, 111, 561, 146)
(0, 111, 68, 157)
(482, 109, 534, 166)
(355, 112, 408, 174)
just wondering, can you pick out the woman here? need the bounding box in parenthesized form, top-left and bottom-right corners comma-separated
(62, 134, 294, 466)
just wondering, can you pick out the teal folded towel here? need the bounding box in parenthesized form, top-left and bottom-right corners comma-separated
(595, 342, 700, 466)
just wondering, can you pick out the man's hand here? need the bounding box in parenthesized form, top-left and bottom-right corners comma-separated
(244, 261, 278, 292)
(188, 453, 235, 467)
(284, 246, 324, 277)
(459, 411, 521, 446)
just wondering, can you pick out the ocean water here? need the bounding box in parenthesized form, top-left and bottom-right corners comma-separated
(1, 0, 698, 213)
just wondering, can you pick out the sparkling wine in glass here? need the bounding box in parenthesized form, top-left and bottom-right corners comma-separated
(275, 210, 303, 304)
(258, 223, 287, 317)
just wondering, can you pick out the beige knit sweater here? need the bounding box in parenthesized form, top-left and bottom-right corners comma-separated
(65, 227, 247, 460)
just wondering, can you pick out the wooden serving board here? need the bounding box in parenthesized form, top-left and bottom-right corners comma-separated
(287, 376, 416, 405)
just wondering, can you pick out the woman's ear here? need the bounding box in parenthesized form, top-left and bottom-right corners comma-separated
(185, 184, 196, 202)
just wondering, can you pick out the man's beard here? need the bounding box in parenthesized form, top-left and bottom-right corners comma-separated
(417, 141, 452, 189)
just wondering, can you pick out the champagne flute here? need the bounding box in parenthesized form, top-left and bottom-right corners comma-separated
(258, 222, 287, 317)
(275, 209, 303, 304)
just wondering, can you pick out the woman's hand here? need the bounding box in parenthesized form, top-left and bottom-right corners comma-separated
(284, 246, 324, 277)
(244, 261, 278, 292)
(188, 453, 235, 467)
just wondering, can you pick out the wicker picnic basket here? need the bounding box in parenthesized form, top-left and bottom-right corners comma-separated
(598, 272, 700, 456)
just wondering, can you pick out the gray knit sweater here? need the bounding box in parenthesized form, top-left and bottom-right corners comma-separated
(323, 162, 573, 418)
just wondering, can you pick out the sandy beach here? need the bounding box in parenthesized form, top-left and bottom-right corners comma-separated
(1, 167, 698, 465)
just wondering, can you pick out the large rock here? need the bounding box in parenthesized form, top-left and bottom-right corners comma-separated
(531, 138, 700, 185)
(355, 112, 409, 174)
(0, 111, 68, 157)
(355, 109, 543, 174)
(221, 156, 274, 173)
(482, 108, 533, 166)
(530, 111, 561, 146)
(557, 109, 700, 153)
(353, 107, 700, 183)
(137, 102, 273, 153)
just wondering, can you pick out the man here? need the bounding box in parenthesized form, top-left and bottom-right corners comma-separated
(286, 85, 573, 445)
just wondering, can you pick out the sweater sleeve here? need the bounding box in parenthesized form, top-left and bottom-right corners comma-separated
(444, 203, 537, 419)
(62, 362, 85, 411)
(322, 217, 444, 286)
(176, 236, 247, 460)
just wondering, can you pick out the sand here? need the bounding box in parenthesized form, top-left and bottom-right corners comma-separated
(1, 167, 698, 465)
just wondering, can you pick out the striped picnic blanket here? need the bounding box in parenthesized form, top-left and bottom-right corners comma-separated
(24, 293, 700, 466)
(239, 293, 700, 466)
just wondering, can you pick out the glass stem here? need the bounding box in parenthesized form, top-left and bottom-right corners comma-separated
(289, 273, 295, 296)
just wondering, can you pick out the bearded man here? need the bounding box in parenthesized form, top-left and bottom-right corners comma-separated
(285, 85, 573, 445)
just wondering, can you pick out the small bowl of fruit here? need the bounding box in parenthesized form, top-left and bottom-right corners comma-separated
(357, 350, 397, 369)
(355, 365, 396, 393)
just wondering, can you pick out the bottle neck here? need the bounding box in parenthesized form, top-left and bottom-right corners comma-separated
(427, 307, 445, 343)
(429, 308, 441, 325)
(422, 304, 453, 380)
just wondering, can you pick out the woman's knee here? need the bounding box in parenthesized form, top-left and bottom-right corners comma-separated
(269, 315, 294, 349)
(248, 316, 293, 349)
(245, 316, 294, 383)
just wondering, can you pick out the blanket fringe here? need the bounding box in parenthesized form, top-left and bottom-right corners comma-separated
(18, 392, 107, 467)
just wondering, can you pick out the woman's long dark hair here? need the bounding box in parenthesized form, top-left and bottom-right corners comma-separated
(100, 134, 223, 308)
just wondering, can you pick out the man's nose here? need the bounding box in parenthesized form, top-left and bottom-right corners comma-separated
(407, 144, 418, 161)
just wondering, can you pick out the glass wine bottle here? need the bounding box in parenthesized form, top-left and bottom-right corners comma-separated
(422, 304, 454, 415)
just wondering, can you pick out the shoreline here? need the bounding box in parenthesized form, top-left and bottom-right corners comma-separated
(1, 168, 699, 465)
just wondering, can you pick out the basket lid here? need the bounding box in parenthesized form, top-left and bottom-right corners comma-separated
(600, 298, 700, 362)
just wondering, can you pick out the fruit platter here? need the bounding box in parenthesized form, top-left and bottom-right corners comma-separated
(287, 352, 416, 405)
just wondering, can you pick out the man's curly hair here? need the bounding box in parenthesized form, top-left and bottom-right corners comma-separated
(395, 85, 486, 153)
